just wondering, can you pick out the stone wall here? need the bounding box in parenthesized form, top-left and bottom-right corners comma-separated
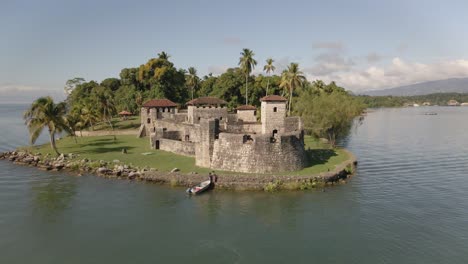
(224, 122, 262, 134)
(173, 113, 187, 123)
(195, 119, 219, 167)
(261, 101, 286, 135)
(163, 131, 182, 140)
(210, 132, 306, 173)
(237, 110, 257, 122)
(187, 105, 228, 124)
(158, 139, 195, 157)
(140, 107, 157, 135)
(227, 113, 238, 123)
(284, 116, 302, 133)
(152, 119, 201, 143)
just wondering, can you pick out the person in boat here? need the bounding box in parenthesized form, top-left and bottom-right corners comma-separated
(208, 172, 219, 189)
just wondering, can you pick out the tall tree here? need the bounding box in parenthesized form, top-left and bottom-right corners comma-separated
(186, 67, 199, 100)
(263, 58, 275, 96)
(64, 109, 81, 143)
(238, 48, 257, 105)
(280, 63, 306, 116)
(92, 87, 117, 140)
(23, 97, 69, 155)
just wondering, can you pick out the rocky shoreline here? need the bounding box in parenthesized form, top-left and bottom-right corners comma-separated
(0, 150, 357, 191)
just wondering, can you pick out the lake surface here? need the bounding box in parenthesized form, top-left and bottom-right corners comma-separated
(1, 104, 467, 263)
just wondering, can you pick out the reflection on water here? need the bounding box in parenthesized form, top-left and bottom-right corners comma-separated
(1, 104, 468, 263)
(31, 175, 76, 218)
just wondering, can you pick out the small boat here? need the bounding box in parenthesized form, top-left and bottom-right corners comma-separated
(186, 180, 212, 195)
(424, 112, 438, 115)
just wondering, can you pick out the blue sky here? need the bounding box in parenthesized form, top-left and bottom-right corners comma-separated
(2, 0, 468, 102)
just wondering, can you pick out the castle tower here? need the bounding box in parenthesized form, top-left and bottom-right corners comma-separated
(195, 118, 219, 168)
(140, 99, 178, 136)
(260, 95, 287, 135)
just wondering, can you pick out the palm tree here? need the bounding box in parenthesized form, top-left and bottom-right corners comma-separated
(93, 87, 117, 140)
(77, 105, 99, 134)
(65, 110, 81, 143)
(238, 48, 257, 105)
(263, 58, 275, 96)
(186, 67, 199, 100)
(158, 51, 170, 60)
(280, 63, 306, 116)
(23, 97, 69, 155)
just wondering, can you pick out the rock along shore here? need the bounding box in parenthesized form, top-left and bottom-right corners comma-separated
(0, 150, 357, 191)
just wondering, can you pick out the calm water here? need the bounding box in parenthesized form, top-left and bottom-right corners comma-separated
(1, 104, 467, 264)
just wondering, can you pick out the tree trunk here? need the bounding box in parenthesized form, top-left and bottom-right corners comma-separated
(266, 77, 270, 96)
(245, 74, 248, 105)
(327, 129, 336, 148)
(191, 85, 194, 100)
(108, 119, 116, 141)
(49, 130, 60, 156)
(288, 87, 293, 116)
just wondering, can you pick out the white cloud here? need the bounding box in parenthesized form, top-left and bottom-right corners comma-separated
(306, 57, 468, 92)
(306, 53, 355, 75)
(0, 84, 44, 92)
(0, 83, 64, 103)
(207, 65, 230, 76)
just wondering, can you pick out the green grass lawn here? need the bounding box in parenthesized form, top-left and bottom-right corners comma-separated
(22, 135, 350, 176)
(290, 137, 350, 176)
(87, 116, 140, 131)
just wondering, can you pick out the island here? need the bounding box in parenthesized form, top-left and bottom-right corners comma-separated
(0, 50, 362, 191)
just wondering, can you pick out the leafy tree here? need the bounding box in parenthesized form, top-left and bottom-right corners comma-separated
(186, 67, 200, 100)
(120, 68, 140, 89)
(137, 55, 187, 103)
(64, 77, 85, 98)
(100, 78, 121, 91)
(238, 48, 257, 105)
(295, 89, 364, 147)
(68, 80, 99, 107)
(211, 68, 245, 108)
(263, 58, 275, 95)
(280, 63, 306, 116)
(23, 97, 69, 155)
(198, 74, 218, 97)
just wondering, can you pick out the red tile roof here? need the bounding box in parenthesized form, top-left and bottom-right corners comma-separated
(187, 97, 227, 106)
(142, 99, 178, 108)
(260, 95, 288, 102)
(236, 105, 257, 111)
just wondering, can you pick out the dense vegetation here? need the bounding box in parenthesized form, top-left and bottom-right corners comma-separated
(294, 81, 365, 147)
(357, 93, 468, 108)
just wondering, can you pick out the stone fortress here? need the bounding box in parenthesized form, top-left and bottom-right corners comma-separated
(139, 95, 307, 173)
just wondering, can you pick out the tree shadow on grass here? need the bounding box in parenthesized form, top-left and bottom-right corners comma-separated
(86, 145, 136, 154)
(304, 148, 338, 168)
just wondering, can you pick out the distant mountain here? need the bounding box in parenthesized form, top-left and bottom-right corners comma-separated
(363, 78, 468, 96)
